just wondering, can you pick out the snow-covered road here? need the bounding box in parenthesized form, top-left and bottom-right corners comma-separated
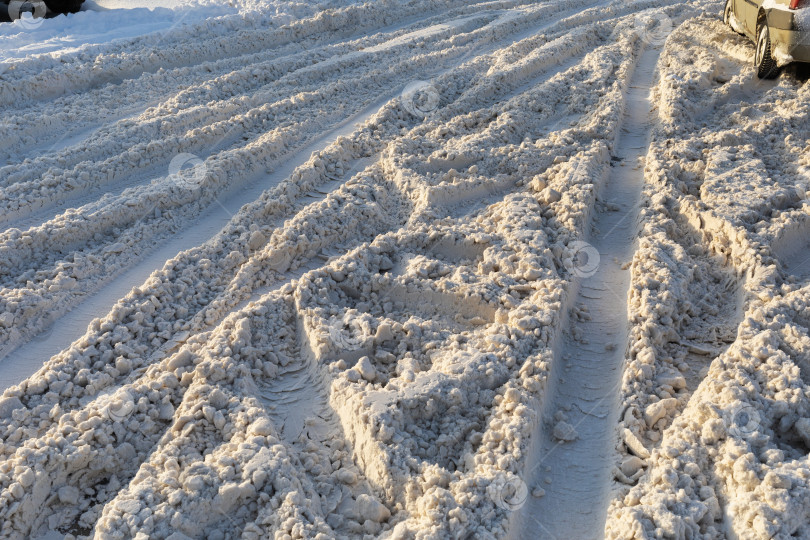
(1, 0, 810, 538)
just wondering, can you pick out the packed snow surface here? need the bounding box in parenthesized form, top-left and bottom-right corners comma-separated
(1, 0, 810, 538)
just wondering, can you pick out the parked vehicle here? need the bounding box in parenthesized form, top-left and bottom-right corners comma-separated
(724, 0, 810, 78)
(1, 0, 83, 22)
(44, 0, 84, 13)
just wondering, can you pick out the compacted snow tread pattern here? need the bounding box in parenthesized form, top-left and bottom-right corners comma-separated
(3, 2, 810, 540)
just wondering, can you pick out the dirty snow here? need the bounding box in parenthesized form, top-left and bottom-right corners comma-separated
(1, 0, 809, 538)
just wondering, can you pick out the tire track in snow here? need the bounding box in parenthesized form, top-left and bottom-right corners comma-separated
(0, 0, 631, 211)
(0, 5, 700, 537)
(0, 0, 594, 233)
(0, 93, 391, 388)
(0, 0, 493, 109)
(513, 39, 663, 540)
(0, 14, 487, 224)
(0, 0, 546, 167)
(0, 5, 632, 480)
(0, 0, 612, 383)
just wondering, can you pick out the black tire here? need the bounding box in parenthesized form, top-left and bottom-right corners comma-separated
(44, 0, 83, 14)
(723, 0, 732, 25)
(755, 23, 780, 79)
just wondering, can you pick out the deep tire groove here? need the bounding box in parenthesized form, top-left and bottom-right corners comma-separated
(514, 42, 663, 540)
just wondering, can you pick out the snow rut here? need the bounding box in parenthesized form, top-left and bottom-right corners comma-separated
(512, 36, 661, 540)
(0, 2, 735, 539)
(0, 0, 617, 365)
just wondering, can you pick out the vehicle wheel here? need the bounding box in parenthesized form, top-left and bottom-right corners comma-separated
(43, 0, 83, 14)
(755, 24, 780, 79)
(723, 0, 732, 25)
